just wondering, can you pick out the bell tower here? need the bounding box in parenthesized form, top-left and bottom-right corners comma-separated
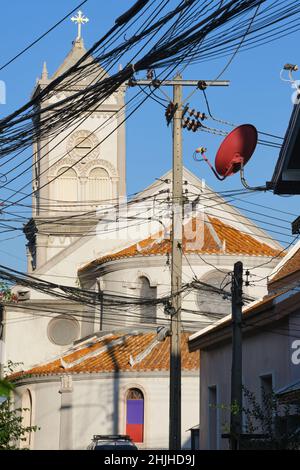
(24, 13, 126, 271)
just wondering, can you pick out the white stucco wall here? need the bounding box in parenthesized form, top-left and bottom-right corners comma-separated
(15, 372, 199, 450)
(3, 252, 275, 370)
(3, 309, 66, 368)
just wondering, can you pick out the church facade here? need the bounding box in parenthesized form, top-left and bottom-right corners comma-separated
(3, 32, 283, 449)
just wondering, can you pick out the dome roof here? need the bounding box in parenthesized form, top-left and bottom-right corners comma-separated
(79, 215, 283, 275)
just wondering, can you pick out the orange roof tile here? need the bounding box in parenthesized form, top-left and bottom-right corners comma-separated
(79, 216, 283, 274)
(269, 246, 300, 285)
(11, 332, 199, 379)
(209, 217, 282, 257)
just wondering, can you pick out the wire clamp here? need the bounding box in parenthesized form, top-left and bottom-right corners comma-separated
(198, 80, 207, 90)
(151, 79, 161, 89)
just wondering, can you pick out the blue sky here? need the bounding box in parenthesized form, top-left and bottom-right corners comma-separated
(0, 0, 299, 271)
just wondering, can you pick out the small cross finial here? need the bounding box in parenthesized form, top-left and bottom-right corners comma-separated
(71, 10, 89, 40)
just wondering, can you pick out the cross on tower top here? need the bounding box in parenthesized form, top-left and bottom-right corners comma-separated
(71, 10, 89, 40)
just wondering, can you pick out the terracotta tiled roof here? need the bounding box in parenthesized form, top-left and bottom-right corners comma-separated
(269, 245, 300, 285)
(79, 216, 282, 274)
(209, 218, 282, 256)
(11, 332, 199, 379)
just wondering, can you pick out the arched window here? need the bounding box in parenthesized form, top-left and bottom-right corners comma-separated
(139, 276, 157, 324)
(126, 388, 144, 443)
(56, 167, 78, 202)
(20, 389, 33, 449)
(87, 167, 111, 202)
(197, 270, 231, 317)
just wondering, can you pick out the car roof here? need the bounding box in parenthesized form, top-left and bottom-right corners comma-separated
(92, 434, 132, 441)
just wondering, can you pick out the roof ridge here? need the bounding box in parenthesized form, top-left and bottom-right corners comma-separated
(60, 335, 128, 370)
(129, 337, 162, 367)
(206, 214, 223, 251)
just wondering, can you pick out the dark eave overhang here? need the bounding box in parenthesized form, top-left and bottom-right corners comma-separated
(188, 289, 300, 352)
(267, 101, 300, 194)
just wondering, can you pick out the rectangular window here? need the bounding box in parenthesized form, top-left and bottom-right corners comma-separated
(260, 374, 273, 401)
(208, 386, 218, 450)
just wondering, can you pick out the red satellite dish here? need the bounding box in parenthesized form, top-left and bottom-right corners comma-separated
(215, 124, 258, 178)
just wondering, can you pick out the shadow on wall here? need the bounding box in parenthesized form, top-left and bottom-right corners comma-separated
(58, 336, 123, 449)
(59, 334, 193, 449)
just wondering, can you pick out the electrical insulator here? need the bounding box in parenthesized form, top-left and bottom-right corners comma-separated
(198, 80, 207, 90)
(152, 79, 161, 88)
(192, 121, 198, 132)
(186, 119, 193, 130)
(189, 119, 196, 131)
(165, 102, 176, 125)
(165, 103, 172, 120)
(182, 117, 189, 128)
(182, 117, 202, 131)
(127, 78, 137, 87)
(188, 108, 206, 120)
(245, 270, 250, 287)
(147, 69, 154, 79)
(197, 111, 206, 120)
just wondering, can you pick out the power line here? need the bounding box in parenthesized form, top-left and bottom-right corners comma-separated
(1, 7, 198, 208)
(213, 3, 261, 80)
(0, 1, 89, 71)
(0, 0, 298, 158)
(243, 235, 300, 287)
(201, 88, 283, 143)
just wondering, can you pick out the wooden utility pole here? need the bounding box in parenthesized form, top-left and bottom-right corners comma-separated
(230, 261, 243, 450)
(127, 76, 229, 450)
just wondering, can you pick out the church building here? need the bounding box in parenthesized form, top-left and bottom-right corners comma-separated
(3, 16, 283, 450)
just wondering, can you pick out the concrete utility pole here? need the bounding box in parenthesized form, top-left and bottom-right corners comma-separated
(169, 74, 183, 450)
(230, 261, 243, 450)
(128, 75, 229, 450)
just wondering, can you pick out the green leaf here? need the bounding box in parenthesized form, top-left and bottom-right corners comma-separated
(0, 379, 15, 397)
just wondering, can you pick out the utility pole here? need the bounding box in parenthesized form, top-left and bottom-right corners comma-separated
(127, 75, 229, 450)
(230, 261, 243, 450)
(169, 74, 183, 450)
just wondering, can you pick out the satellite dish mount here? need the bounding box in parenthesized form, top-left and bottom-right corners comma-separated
(194, 124, 267, 191)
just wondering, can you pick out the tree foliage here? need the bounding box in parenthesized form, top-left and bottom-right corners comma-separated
(217, 386, 300, 450)
(0, 282, 18, 303)
(0, 361, 38, 450)
(0, 399, 38, 450)
(242, 386, 300, 450)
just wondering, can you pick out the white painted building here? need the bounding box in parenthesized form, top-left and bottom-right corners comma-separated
(189, 241, 300, 450)
(2, 31, 284, 449)
(12, 332, 199, 450)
